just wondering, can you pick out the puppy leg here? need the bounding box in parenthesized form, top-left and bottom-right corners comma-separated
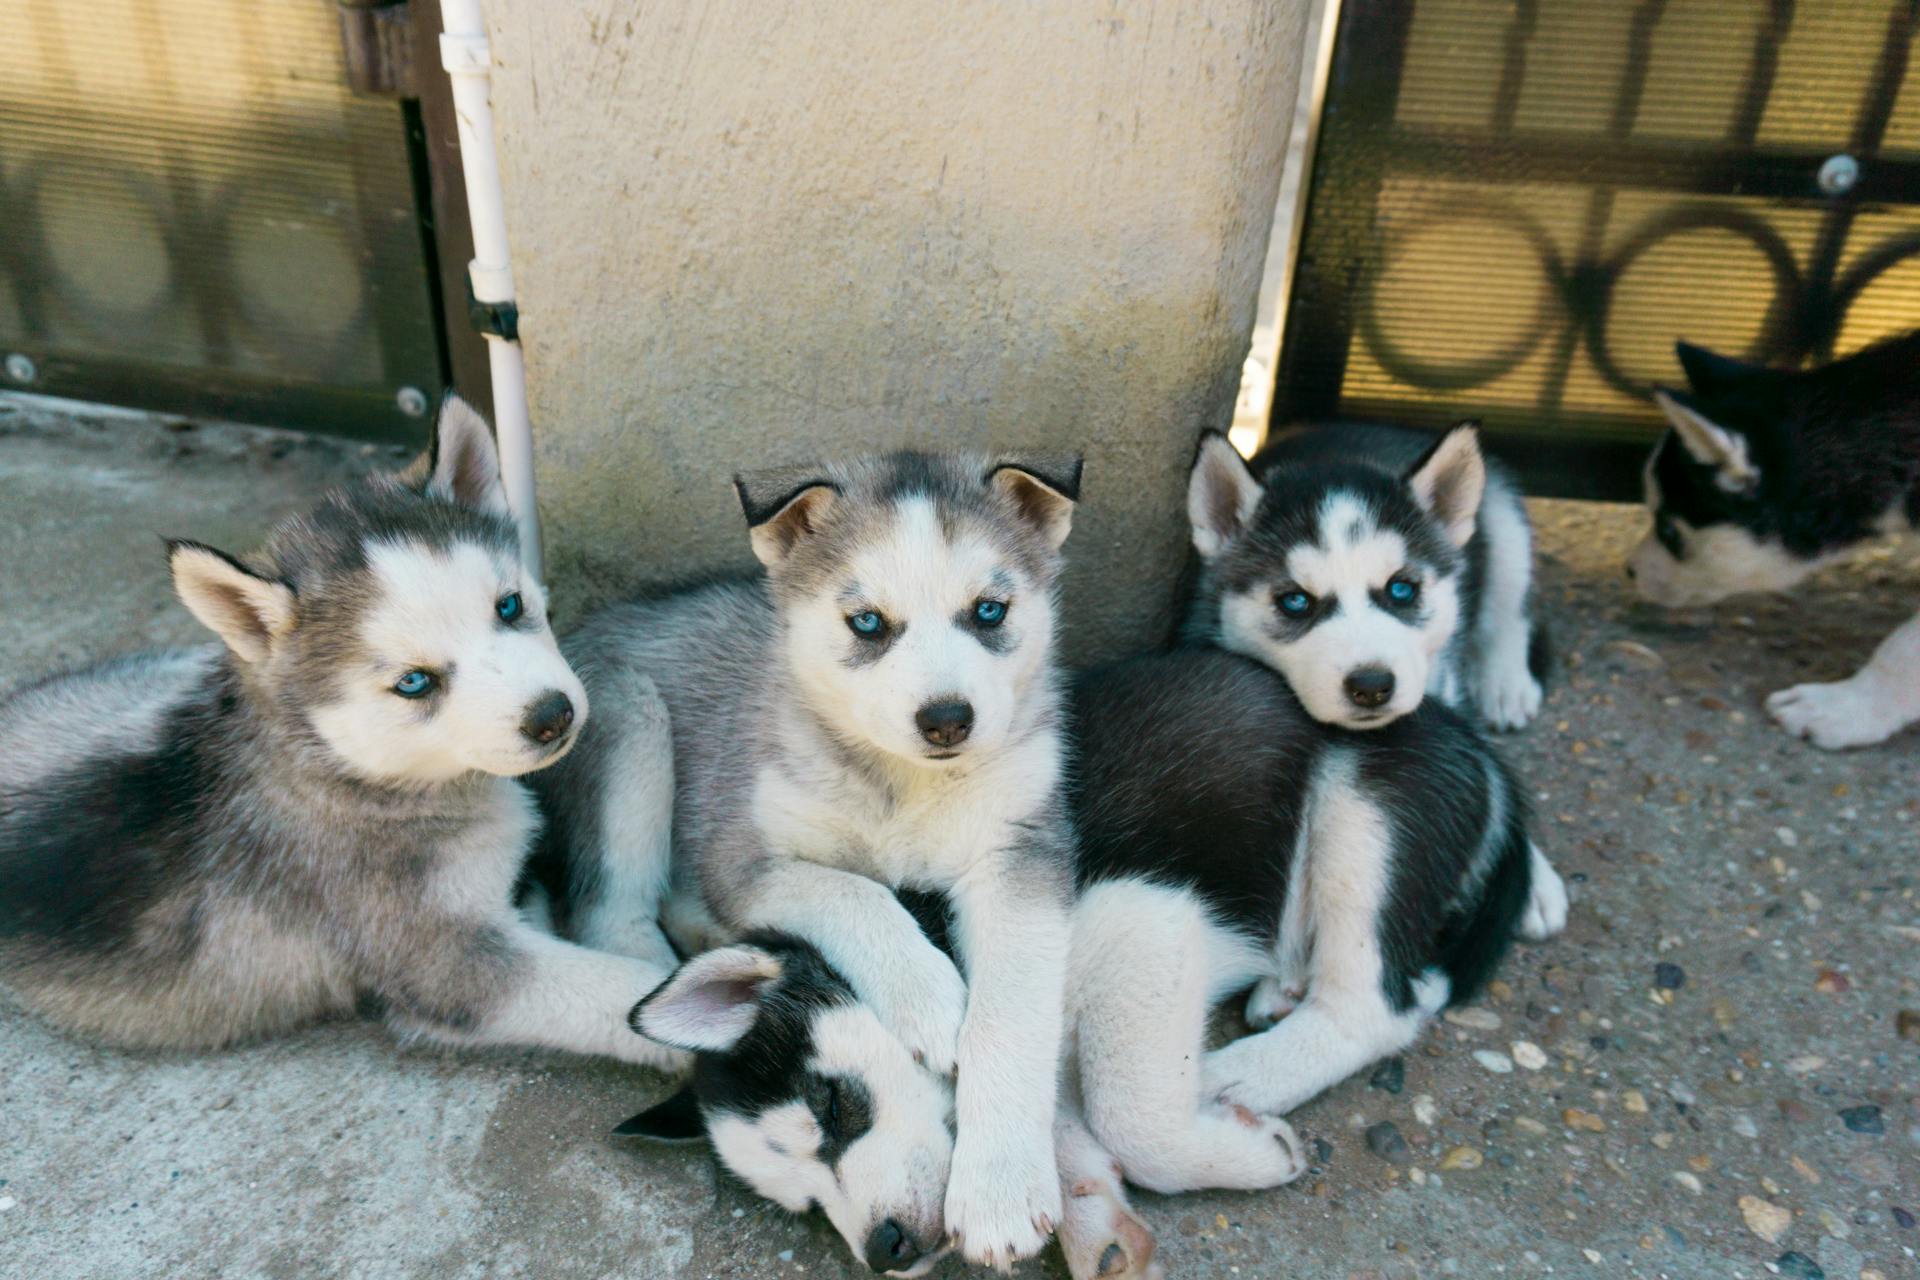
(387, 917, 688, 1072)
(1473, 485, 1544, 730)
(733, 859, 968, 1073)
(1203, 982, 1438, 1117)
(1055, 1097, 1162, 1280)
(1767, 608, 1920, 749)
(565, 676, 678, 968)
(1075, 883, 1305, 1195)
(1518, 843, 1569, 940)
(943, 858, 1072, 1270)
(1208, 756, 1437, 1115)
(1246, 837, 1312, 1030)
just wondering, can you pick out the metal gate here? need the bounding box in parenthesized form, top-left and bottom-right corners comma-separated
(1275, 0, 1920, 498)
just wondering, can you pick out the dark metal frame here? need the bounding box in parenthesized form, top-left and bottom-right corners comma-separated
(1274, 0, 1920, 499)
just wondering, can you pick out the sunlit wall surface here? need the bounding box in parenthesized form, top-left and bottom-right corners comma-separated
(1277, 0, 1920, 496)
(0, 0, 440, 437)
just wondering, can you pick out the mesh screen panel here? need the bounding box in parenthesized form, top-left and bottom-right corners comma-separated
(0, 0, 441, 438)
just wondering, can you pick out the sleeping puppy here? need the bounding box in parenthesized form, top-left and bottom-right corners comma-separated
(1628, 331, 1920, 749)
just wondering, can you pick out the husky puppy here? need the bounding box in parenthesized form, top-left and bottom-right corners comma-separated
(615, 649, 1567, 1278)
(1628, 331, 1920, 749)
(536, 451, 1081, 1269)
(1185, 422, 1545, 731)
(0, 398, 681, 1069)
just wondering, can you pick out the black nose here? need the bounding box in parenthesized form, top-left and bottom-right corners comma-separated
(863, 1219, 923, 1274)
(1344, 667, 1395, 709)
(915, 700, 974, 748)
(520, 690, 575, 745)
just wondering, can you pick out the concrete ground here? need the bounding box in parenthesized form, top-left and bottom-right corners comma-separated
(0, 396, 1915, 1280)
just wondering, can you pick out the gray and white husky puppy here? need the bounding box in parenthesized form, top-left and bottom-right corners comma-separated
(613, 647, 1569, 1279)
(1185, 422, 1545, 731)
(1628, 332, 1920, 749)
(535, 451, 1082, 1269)
(0, 397, 681, 1070)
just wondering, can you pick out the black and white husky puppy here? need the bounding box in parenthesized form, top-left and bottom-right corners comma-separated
(1628, 331, 1920, 749)
(614, 649, 1566, 1279)
(1185, 422, 1545, 731)
(0, 398, 681, 1069)
(536, 451, 1083, 1269)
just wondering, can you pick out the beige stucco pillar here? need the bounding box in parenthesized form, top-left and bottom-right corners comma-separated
(485, 0, 1310, 659)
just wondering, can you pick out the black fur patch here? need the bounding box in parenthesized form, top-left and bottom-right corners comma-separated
(1069, 651, 1527, 1011)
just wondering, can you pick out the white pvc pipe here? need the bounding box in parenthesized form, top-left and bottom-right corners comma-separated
(440, 0, 544, 580)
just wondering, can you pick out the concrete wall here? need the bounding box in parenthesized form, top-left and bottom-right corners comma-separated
(485, 0, 1310, 658)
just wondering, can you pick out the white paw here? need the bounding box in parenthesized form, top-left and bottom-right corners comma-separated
(1766, 679, 1909, 751)
(1059, 1176, 1161, 1280)
(1215, 1103, 1310, 1188)
(1477, 647, 1543, 731)
(1518, 845, 1568, 941)
(946, 1130, 1062, 1271)
(1431, 660, 1467, 711)
(1244, 977, 1304, 1029)
(867, 947, 968, 1076)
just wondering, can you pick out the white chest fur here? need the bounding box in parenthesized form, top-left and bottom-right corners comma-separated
(751, 728, 1061, 887)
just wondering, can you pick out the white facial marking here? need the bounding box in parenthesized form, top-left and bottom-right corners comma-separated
(1218, 493, 1459, 729)
(306, 539, 587, 783)
(1627, 513, 1820, 607)
(785, 497, 1049, 766)
(711, 1005, 953, 1272)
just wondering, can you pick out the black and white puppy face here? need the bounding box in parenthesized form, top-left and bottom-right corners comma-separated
(1630, 343, 1827, 606)
(1188, 427, 1482, 729)
(168, 396, 587, 782)
(738, 453, 1079, 767)
(622, 939, 954, 1275)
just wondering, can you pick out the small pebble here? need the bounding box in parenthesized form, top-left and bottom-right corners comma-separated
(1369, 1057, 1405, 1095)
(1891, 1206, 1915, 1230)
(1654, 962, 1685, 990)
(1563, 1108, 1606, 1133)
(777, 1249, 794, 1262)
(1740, 1194, 1792, 1244)
(1445, 1007, 1501, 1032)
(1838, 1105, 1884, 1135)
(0, 1196, 13, 1213)
(1412, 1095, 1438, 1126)
(1472, 1050, 1513, 1075)
(1622, 1089, 1649, 1114)
(1733, 1113, 1760, 1139)
(1437, 1146, 1482, 1171)
(1774, 1252, 1824, 1280)
(1896, 1010, 1920, 1044)
(1511, 1040, 1547, 1071)
(1670, 1171, 1702, 1194)
(1366, 1121, 1412, 1166)
(1582, 1249, 1603, 1264)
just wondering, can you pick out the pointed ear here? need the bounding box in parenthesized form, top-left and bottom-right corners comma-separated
(168, 541, 297, 664)
(736, 472, 838, 569)
(1187, 432, 1262, 559)
(1654, 390, 1759, 494)
(411, 394, 509, 515)
(612, 1088, 707, 1144)
(988, 455, 1081, 552)
(1674, 340, 1768, 396)
(629, 945, 785, 1053)
(1405, 422, 1486, 548)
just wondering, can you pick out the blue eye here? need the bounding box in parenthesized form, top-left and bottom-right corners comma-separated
(393, 670, 436, 699)
(1387, 578, 1419, 604)
(848, 611, 883, 637)
(496, 592, 523, 623)
(974, 599, 1007, 627)
(1277, 590, 1312, 617)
